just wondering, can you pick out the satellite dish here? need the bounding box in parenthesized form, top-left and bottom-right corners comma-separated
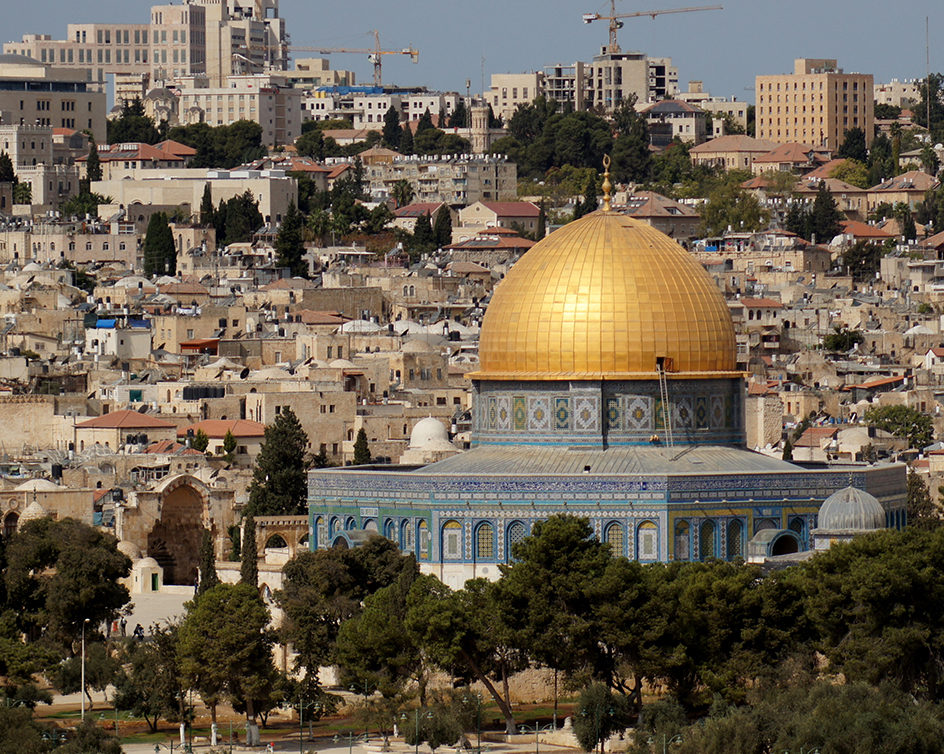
(137, 405, 149, 413)
(240, 367, 250, 379)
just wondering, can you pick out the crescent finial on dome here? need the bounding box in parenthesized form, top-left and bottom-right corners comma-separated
(601, 155, 612, 212)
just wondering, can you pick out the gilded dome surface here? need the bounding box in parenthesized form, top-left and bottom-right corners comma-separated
(472, 211, 738, 379)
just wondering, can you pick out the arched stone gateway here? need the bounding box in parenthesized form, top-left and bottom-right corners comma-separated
(147, 476, 209, 586)
(254, 515, 309, 559)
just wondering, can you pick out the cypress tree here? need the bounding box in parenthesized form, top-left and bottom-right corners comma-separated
(810, 181, 844, 244)
(353, 427, 371, 465)
(400, 123, 414, 155)
(143, 211, 176, 276)
(246, 406, 309, 516)
(412, 211, 434, 251)
(200, 183, 214, 226)
(86, 140, 102, 182)
(382, 105, 401, 150)
(416, 108, 434, 135)
(197, 528, 220, 596)
(274, 199, 307, 277)
(240, 514, 258, 588)
(449, 100, 468, 129)
(0, 152, 15, 183)
(537, 201, 547, 239)
(432, 204, 452, 248)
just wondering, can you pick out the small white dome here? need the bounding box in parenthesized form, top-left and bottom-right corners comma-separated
(410, 417, 450, 449)
(15, 478, 60, 492)
(117, 541, 142, 560)
(329, 358, 356, 368)
(818, 486, 886, 531)
(135, 557, 160, 569)
(402, 339, 437, 353)
(20, 500, 48, 522)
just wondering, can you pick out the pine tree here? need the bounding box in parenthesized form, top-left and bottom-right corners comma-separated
(200, 183, 214, 226)
(437, 107, 448, 130)
(382, 106, 401, 150)
(191, 429, 209, 452)
(412, 211, 434, 252)
(353, 427, 371, 465)
(222, 429, 237, 460)
(86, 140, 102, 182)
(240, 514, 258, 588)
(197, 528, 220, 596)
(400, 123, 414, 156)
(143, 211, 176, 277)
(432, 205, 452, 248)
(810, 181, 844, 244)
(449, 100, 468, 129)
(274, 199, 307, 277)
(245, 407, 309, 516)
(311, 443, 331, 468)
(416, 108, 434, 135)
(0, 151, 16, 183)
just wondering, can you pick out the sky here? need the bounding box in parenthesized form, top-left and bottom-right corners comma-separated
(4, 0, 944, 102)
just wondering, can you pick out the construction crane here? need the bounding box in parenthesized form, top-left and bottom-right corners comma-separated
(289, 30, 418, 87)
(582, 3, 722, 53)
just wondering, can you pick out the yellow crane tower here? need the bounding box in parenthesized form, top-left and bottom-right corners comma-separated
(582, 3, 723, 52)
(289, 30, 418, 87)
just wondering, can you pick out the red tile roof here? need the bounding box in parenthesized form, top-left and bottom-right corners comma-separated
(478, 202, 541, 217)
(76, 410, 176, 429)
(840, 220, 894, 239)
(178, 419, 266, 439)
(738, 297, 782, 308)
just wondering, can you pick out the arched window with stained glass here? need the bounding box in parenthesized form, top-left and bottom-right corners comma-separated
(329, 517, 340, 539)
(788, 516, 805, 545)
(418, 520, 430, 560)
(604, 522, 624, 558)
(363, 519, 378, 533)
(475, 522, 495, 560)
(400, 519, 414, 551)
(315, 516, 327, 549)
(674, 520, 691, 561)
(345, 516, 356, 531)
(442, 520, 462, 560)
(506, 521, 527, 562)
(637, 521, 658, 561)
(726, 519, 743, 560)
(384, 519, 396, 541)
(700, 520, 717, 560)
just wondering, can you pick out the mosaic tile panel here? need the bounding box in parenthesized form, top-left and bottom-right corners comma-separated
(626, 396, 653, 431)
(554, 397, 570, 430)
(574, 396, 599, 432)
(605, 397, 621, 431)
(695, 396, 709, 430)
(529, 396, 551, 431)
(675, 396, 694, 430)
(513, 396, 527, 431)
(710, 395, 725, 429)
(487, 396, 498, 430)
(497, 396, 511, 431)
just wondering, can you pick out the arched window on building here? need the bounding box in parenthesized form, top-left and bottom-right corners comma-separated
(674, 520, 691, 561)
(726, 519, 743, 560)
(363, 519, 378, 533)
(329, 517, 340, 539)
(442, 520, 462, 560)
(506, 521, 527, 561)
(345, 516, 356, 531)
(3, 512, 18, 539)
(605, 522, 624, 558)
(418, 520, 430, 560)
(788, 516, 805, 545)
(315, 516, 326, 549)
(384, 519, 396, 541)
(400, 519, 414, 551)
(637, 521, 658, 561)
(475, 522, 494, 560)
(700, 520, 717, 560)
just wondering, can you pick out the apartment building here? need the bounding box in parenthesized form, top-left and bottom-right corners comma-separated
(589, 49, 678, 113)
(365, 156, 516, 205)
(488, 72, 544, 122)
(543, 62, 589, 111)
(0, 124, 84, 210)
(874, 79, 919, 109)
(176, 73, 302, 144)
(404, 92, 459, 124)
(285, 58, 356, 89)
(755, 58, 874, 151)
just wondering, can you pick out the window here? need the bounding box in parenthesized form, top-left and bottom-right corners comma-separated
(700, 520, 716, 560)
(475, 523, 494, 559)
(637, 521, 658, 560)
(727, 520, 743, 559)
(674, 521, 690, 560)
(605, 522, 624, 558)
(418, 520, 430, 559)
(507, 521, 527, 561)
(443, 521, 461, 560)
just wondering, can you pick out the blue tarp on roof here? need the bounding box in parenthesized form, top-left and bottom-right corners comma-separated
(95, 319, 117, 328)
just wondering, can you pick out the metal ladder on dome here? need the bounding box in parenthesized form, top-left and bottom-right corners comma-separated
(657, 359, 674, 447)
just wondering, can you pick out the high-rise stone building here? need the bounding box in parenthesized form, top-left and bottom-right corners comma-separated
(307, 186, 906, 588)
(755, 58, 874, 150)
(589, 49, 678, 113)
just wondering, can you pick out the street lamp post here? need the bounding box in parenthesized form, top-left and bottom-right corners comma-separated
(463, 693, 483, 754)
(401, 709, 433, 754)
(647, 734, 683, 754)
(80, 617, 90, 721)
(518, 723, 555, 754)
(294, 697, 323, 754)
(334, 731, 368, 754)
(350, 680, 378, 741)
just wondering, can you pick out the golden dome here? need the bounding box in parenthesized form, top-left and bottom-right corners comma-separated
(471, 211, 738, 380)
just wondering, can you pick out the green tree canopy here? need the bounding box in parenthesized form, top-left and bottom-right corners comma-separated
(107, 99, 161, 144)
(275, 199, 308, 277)
(432, 205, 452, 249)
(295, 128, 325, 160)
(822, 325, 865, 351)
(698, 183, 769, 236)
(353, 427, 372, 465)
(810, 180, 844, 243)
(246, 407, 309, 516)
(113, 622, 185, 733)
(864, 404, 933, 449)
(0, 152, 15, 183)
(85, 140, 102, 182)
(143, 211, 176, 277)
(837, 127, 868, 162)
(382, 105, 401, 150)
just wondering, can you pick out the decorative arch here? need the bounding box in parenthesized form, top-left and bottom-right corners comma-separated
(506, 520, 527, 562)
(363, 518, 378, 533)
(726, 519, 744, 560)
(604, 521, 625, 558)
(147, 474, 212, 586)
(345, 516, 356, 531)
(315, 516, 326, 549)
(3, 511, 18, 538)
(384, 518, 396, 541)
(417, 520, 430, 560)
(636, 520, 658, 561)
(475, 522, 495, 560)
(674, 520, 691, 561)
(400, 519, 414, 551)
(264, 534, 287, 549)
(329, 517, 340, 539)
(700, 520, 717, 560)
(442, 520, 462, 560)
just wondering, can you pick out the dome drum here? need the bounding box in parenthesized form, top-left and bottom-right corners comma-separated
(471, 377, 745, 447)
